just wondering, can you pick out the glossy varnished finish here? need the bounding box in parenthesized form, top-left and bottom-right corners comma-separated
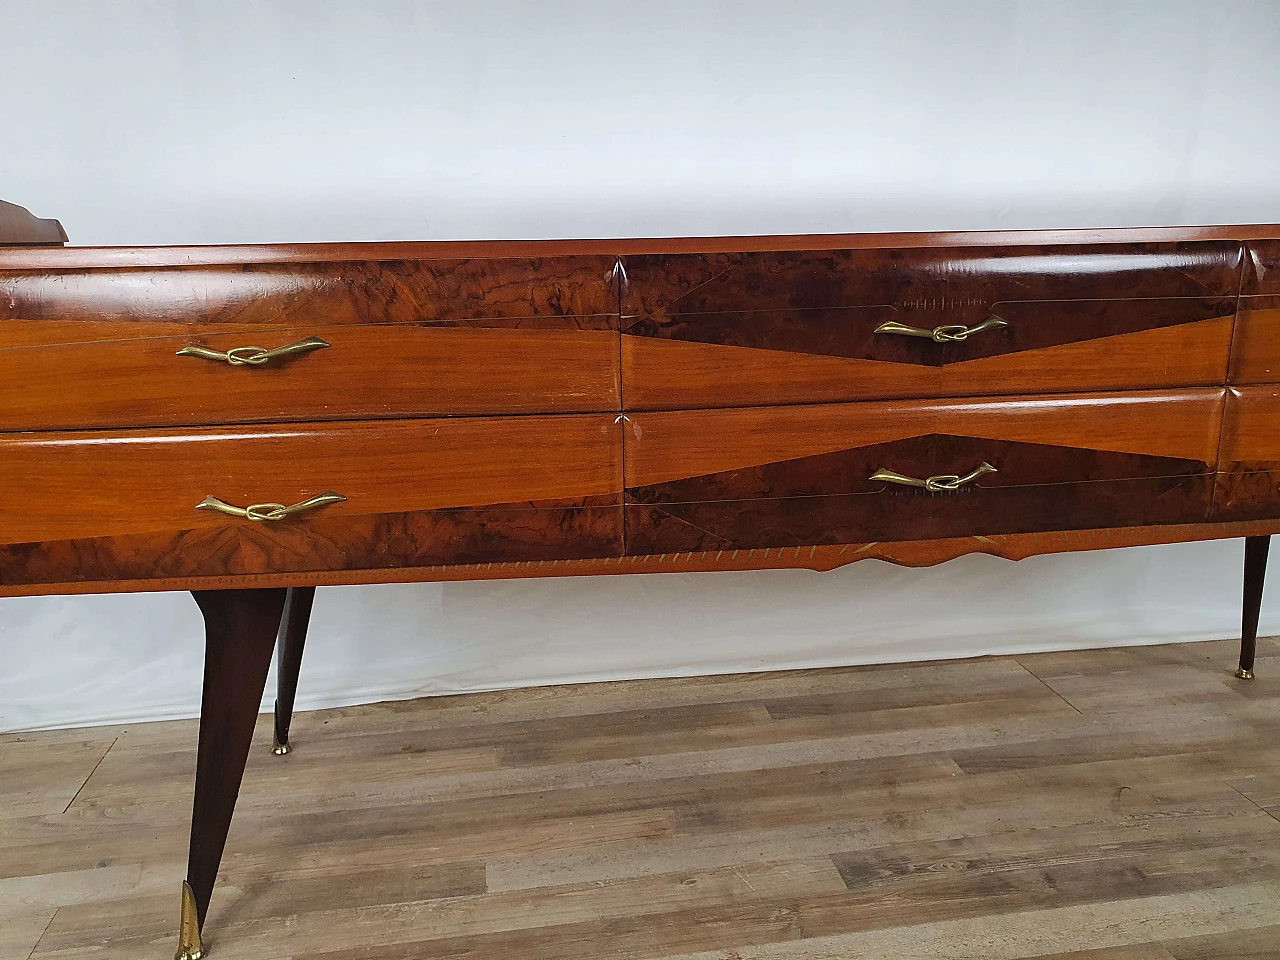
(1239, 536, 1270, 677)
(622, 309, 1234, 409)
(620, 243, 1240, 407)
(0, 323, 620, 429)
(0, 254, 617, 324)
(186, 588, 288, 934)
(1227, 297, 1280, 384)
(272, 586, 316, 754)
(1212, 386, 1280, 521)
(0, 416, 623, 588)
(623, 391, 1223, 553)
(1245, 240, 1280, 295)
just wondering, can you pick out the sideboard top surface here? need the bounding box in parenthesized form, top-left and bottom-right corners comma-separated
(2, 224, 1280, 269)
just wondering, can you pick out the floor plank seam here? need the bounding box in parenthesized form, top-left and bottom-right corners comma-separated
(1225, 781, 1280, 827)
(25, 908, 57, 960)
(1012, 659, 1085, 715)
(60, 736, 117, 814)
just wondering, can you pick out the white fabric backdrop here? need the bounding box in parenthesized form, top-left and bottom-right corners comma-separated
(2, 0, 1279, 731)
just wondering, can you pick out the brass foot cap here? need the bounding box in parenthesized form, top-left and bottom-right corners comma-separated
(176, 880, 205, 960)
(1236, 667, 1255, 681)
(271, 736, 292, 756)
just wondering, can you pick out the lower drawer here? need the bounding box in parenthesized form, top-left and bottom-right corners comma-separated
(1214, 386, 1280, 520)
(0, 415, 623, 587)
(623, 391, 1224, 553)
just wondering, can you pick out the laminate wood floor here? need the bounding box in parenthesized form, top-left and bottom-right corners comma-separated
(4, 637, 1280, 960)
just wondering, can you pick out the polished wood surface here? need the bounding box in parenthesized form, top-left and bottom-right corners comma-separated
(0, 199, 66, 246)
(7, 224, 1280, 272)
(1239, 537, 1270, 677)
(273, 585, 316, 753)
(1211, 386, 1280, 521)
(186, 589, 288, 934)
(0, 415, 621, 545)
(1228, 297, 1280, 384)
(6, 518, 1280, 598)
(0, 324, 620, 430)
(622, 314, 1234, 408)
(8, 222, 1280, 959)
(0, 254, 617, 324)
(624, 390, 1225, 489)
(1245, 240, 1280, 295)
(623, 392, 1224, 553)
(5, 639, 1278, 959)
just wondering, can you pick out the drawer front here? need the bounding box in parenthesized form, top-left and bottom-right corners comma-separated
(0, 416, 623, 587)
(623, 391, 1223, 554)
(0, 254, 620, 426)
(1245, 241, 1280, 295)
(1229, 297, 1280, 385)
(0, 322, 620, 430)
(1213, 386, 1280, 520)
(621, 243, 1240, 409)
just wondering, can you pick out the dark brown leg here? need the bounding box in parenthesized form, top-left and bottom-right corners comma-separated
(1238, 535, 1270, 680)
(178, 588, 288, 960)
(272, 585, 316, 755)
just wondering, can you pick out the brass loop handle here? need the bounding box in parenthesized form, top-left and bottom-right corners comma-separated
(873, 316, 1008, 343)
(870, 462, 997, 493)
(196, 490, 346, 522)
(176, 335, 330, 366)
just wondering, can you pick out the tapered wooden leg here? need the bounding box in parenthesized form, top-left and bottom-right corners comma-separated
(272, 585, 316, 756)
(179, 588, 288, 959)
(1238, 535, 1270, 680)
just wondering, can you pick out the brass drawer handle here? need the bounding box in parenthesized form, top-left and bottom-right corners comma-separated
(176, 335, 330, 366)
(196, 490, 346, 522)
(870, 462, 997, 493)
(874, 316, 1007, 343)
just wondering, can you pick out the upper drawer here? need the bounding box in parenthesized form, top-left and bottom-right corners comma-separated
(621, 243, 1241, 409)
(0, 322, 619, 430)
(1244, 241, 1280, 295)
(623, 390, 1224, 554)
(0, 414, 623, 588)
(0, 254, 620, 427)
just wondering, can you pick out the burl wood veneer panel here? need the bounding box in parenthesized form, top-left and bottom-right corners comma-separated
(0, 254, 620, 426)
(621, 243, 1241, 408)
(0, 415, 623, 587)
(624, 390, 1224, 553)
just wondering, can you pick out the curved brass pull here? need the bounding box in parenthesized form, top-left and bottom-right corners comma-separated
(874, 316, 1007, 343)
(196, 490, 346, 522)
(870, 462, 997, 493)
(176, 335, 330, 366)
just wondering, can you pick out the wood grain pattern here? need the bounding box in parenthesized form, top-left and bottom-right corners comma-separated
(621, 243, 1242, 319)
(0, 503, 624, 590)
(1244, 240, 1280, 295)
(1212, 386, 1280, 520)
(624, 434, 1214, 553)
(0, 324, 621, 429)
(0, 226, 1274, 274)
(622, 315, 1234, 409)
(623, 391, 1226, 489)
(0, 255, 617, 325)
(0, 199, 66, 246)
(7, 639, 1279, 958)
(1228, 297, 1280, 384)
(0, 415, 621, 545)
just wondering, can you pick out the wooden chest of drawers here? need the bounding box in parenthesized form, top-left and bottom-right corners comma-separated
(4, 212, 1280, 958)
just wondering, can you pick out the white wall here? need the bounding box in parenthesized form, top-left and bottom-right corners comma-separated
(3, 0, 1279, 731)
